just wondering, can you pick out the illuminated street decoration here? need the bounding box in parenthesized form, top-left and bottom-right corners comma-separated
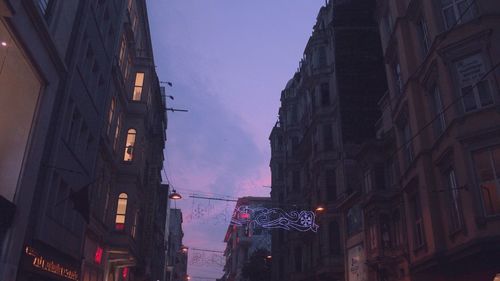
(189, 251, 225, 267)
(231, 206, 319, 232)
(24, 246, 79, 281)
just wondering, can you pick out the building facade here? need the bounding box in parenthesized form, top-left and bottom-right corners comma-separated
(269, 0, 387, 281)
(359, 0, 500, 280)
(0, 1, 171, 281)
(222, 197, 272, 281)
(166, 209, 187, 281)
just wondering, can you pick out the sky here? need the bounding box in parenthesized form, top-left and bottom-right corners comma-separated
(148, 1, 325, 279)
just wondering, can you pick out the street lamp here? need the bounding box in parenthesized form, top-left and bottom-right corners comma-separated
(169, 189, 182, 200)
(180, 245, 188, 253)
(315, 205, 326, 213)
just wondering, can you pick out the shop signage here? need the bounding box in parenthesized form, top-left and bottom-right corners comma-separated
(24, 246, 79, 281)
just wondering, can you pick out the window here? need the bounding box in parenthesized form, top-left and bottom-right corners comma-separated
(368, 222, 377, 250)
(363, 170, 372, 193)
(329, 221, 340, 254)
(119, 37, 127, 69)
(132, 72, 145, 101)
(472, 147, 500, 216)
(441, 0, 477, 30)
(131, 209, 139, 238)
(446, 169, 463, 231)
(393, 61, 403, 94)
(113, 115, 122, 151)
(347, 205, 362, 236)
(115, 193, 128, 230)
(410, 194, 425, 248)
(317, 46, 327, 68)
(392, 210, 402, 246)
(417, 17, 431, 55)
(383, 13, 394, 38)
(37, 0, 53, 18)
(326, 170, 337, 201)
(401, 121, 414, 166)
(107, 97, 116, 136)
(123, 129, 137, 161)
(429, 85, 446, 136)
(380, 214, 391, 249)
(320, 83, 330, 106)
(68, 109, 81, 148)
(455, 54, 493, 112)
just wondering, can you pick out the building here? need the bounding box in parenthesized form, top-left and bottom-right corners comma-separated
(222, 197, 272, 281)
(166, 209, 187, 281)
(269, 0, 387, 281)
(361, 0, 500, 280)
(0, 1, 171, 281)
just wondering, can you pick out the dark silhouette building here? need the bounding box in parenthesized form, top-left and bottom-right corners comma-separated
(269, 1, 387, 281)
(0, 1, 170, 281)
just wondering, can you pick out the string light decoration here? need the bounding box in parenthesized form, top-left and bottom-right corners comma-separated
(231, 205, 319, 233)
(189, 252, 225, 267)
(188, 248, 225, 267)
(184, 194, 319, 232)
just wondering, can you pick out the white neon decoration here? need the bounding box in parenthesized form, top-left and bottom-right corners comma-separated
(231, 205, 319, 232)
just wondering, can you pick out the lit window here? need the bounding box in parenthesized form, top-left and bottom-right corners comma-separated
(132, 72, 144, 101)
(115, 193, 128, 230)
(472, 147, 500, 216)
(123, 129, 136, 161)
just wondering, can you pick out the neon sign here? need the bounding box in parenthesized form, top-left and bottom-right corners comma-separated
(122, 267, 129, 279)
(231, 206, 319, 232)
(25, 246, 79, 281)
(94, 247, 103, 264)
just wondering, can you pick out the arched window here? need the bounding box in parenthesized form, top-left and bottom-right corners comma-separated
(123, 129, 136, 161)
(115, 193, 128, 230)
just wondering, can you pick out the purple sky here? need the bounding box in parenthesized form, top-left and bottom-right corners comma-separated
(148, 1, 325, 279)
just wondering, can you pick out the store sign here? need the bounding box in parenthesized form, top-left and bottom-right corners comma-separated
(25, 246, 79, 281)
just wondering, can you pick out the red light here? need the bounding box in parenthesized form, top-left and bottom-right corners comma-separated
(115, 223, 124, 230)
(240, 213, 250, 219)
(122, 267, 129, 279)
(94, 247, 103, 264)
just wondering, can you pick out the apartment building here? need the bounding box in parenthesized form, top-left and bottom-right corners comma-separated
(365, 0, 500, 280)
(269, 1, 387, 281)
(0, 1, 170, 281)
(222, 197, 272, 281)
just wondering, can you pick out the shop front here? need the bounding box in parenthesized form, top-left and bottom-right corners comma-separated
(18, 242, 81, 281)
